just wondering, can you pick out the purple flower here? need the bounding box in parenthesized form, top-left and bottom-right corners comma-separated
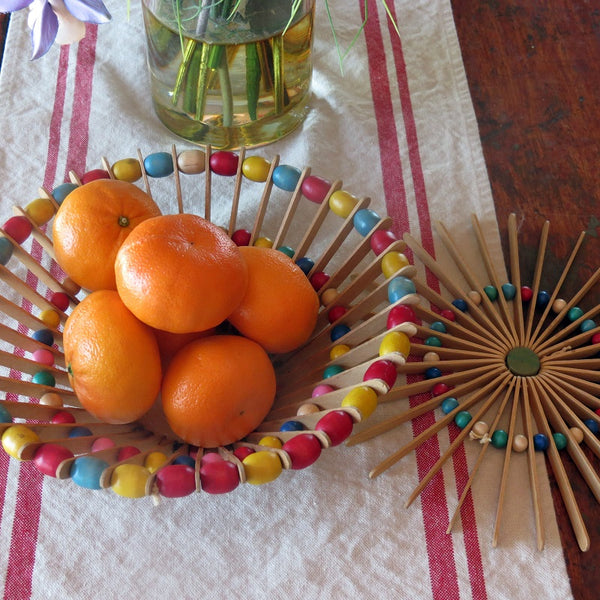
(0, 0, 111, 59)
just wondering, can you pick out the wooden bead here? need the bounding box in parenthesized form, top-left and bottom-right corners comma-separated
(241, 155, 270, 181)
(471, 421, 489, 438)
(282, 434, 322, 470)
(200, 458, 239, 494)
(301, 175, 332, 203)
(468, 290, 482, 304)
(570, 427, 584, 444)
(2, 425, 40, 460)
(25, 197, 55, 226)
(242, 451, 282, 485)
(329, 190, 358, 218)
(144, 451, 169, 473)
(381, 251, 410, 278)
(272, 164, 301, 191)
(320, 287, 338, 306)
(177, 150, 205, 175)
(39, 392, 63, 407)
(552, 298, 567, 313)
(297, 402, 321, 416)
(112, 158, 142, 182)
(423, 351, 440, 362)
(156, 464, 196, 497)
(143, 152, 174, 178)
(512, 434, 528, 452)
(209, 151, 239, 176)
(341, 386, 378, 419)
(111, 464, 150, 498)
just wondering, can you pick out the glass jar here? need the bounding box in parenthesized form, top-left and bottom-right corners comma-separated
(142, 0, 315, 149)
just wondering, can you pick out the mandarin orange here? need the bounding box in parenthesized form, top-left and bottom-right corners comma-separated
(63, 290, 162, 424)
(227, 246, 319, 353)
(52, 179, 161, 291)
(114, 214, 248, 333)
(153, 327, 215, 368)
(161, 335, 276, 447)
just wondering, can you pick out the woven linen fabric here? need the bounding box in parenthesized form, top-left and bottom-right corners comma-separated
(0, 1, 574, 599)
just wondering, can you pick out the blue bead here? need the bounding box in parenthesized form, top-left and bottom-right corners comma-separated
(580, 319, 596, 333)
(0, 404, 12, 423)
(536, 291, 550, 309)
(330, 324, 351, 342)
(295, 257, 314, 276)
(430, 321, 447, 334)
(424, 367, 442, 379)
(70, 456, 109, 490)
(68, 426, 93, 438)
(454, 411, 472, 429)
(424, 336, 442, 347)
(353, 209, 381, 236)
(584, 419, 599, 435)
(272, 165, 301, 191)
(567, 307, 584, 322)
(144, 152, 174, 178)
(441, 397, 459, 414)
(552, 432, 568, 451)
(501, 283, 516, 300)
(173, 455, 196, 468)
(452, 298, 468, 312)
(32, 329, 54, 346)
(277, 246, 295, 258)
(0, 237, 13, 265)
(323, 364, 344, 379)
(533, 433, 549, 451)
(52, 182, 78, 205)
(387, 276, 417, 303)
(483, 285, 498, 301)
(280, 420, 305, 432)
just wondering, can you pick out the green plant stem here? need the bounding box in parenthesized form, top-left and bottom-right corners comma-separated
(217, 51, 233, 127)
(246, 43, 261, 121)
(272, 36, 285, 114)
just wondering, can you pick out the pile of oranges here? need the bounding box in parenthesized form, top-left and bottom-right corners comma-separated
(56, 179, 320, 447)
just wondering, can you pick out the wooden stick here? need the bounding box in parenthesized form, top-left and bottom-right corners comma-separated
(136, 149, 152, 198)
(249, 156, 278, 245)
(0, 322, 65, 367)
(204, 144, 212, 221)
(506, 213, 526, 343)
(171, 144, 184, 214)
(227, 146, 248, 235)
(533, 311, 600, 356)
(539, 370, 600, 414)
(0, 349, 69, 386)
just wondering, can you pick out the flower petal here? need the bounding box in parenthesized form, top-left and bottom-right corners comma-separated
(62, 0, 110, 23)
(54, 10, 85, 44)
(0, 0, 33, 12)
(30, 1, 58, 59)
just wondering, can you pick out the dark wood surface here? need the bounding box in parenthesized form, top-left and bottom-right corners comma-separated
(0, 3, 597, 598)
(451, 1, 600, 599)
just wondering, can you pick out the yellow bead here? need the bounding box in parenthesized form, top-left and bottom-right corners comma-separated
(39, 392, 63, 407)
(330, 344, 350, 360)
(242, 156, 271, 182)
(381, 251, 410, 278)
(379, 331, 411, 357)
(144, 451, 168, 473)
(112, 158, 142, 182)
(320, 288, 338, 306)
(329, 190, 358, 218)
(2, 425, 40, 460)
(341, 386, 378, 419)
(258, 435, 282, 449)
(242, 451, 282, 485)
(40, 309, 60, 329)
(111, 464, 150, 498)
(254, 236, 273, 248)
(25, 198, 55, 226)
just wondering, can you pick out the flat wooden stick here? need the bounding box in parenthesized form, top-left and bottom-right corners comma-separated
(204, 145, 212, 221)
(539, 370, 600, 414)
(170, 144, 184, 214)
(227, 146, 246, 235)
(533, 310, 600, 356)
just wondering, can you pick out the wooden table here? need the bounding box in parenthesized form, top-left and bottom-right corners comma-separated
(0, 3, 597, 598)
(452, 2, 600, 598)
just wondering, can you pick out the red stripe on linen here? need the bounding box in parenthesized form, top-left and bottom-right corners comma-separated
(361, 2, 461, 599)
(382, 3, 487, 598)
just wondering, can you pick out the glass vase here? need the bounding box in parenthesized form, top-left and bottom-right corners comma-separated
(142, 0, 315, 150)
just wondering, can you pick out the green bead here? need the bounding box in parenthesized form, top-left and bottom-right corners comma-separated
(483, 285, 498, 301)
(323, 364, 344, 379)
(424, 336, 442, 347)
(32, 370, 56, 387)
(491, 429, 508, 448)
(277, 245, 295, 258)
(454, 410, 472, 429)
(567, 306, 584, 322)
(553, 432, 568, 451)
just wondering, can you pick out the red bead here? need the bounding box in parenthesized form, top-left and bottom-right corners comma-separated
(81, 169, 110, 184)
(282, 434, 322, 469)
(200, 459, 240, 494)
(155, 464, 196, 498)
(440, 309, 456, 322)
(315, 410, 354, 446)
(49, 291, 70, 311)
(387, 304, 417, 329)
(301, 175, 332, 204)
(117, 446, 141, 461)
(521, 286, 533, 302)
(363, 359, 397, 388)
(51, 410, 76, 424)
(231, 229, 251, 246)
(328, 305, 348, 323)
(432, 382, 452, 396)
(233, 446, 255, 461)
(370, 230, 397, 255)
(33, 443, 74, 477)
(209, 151, 239, 176)
(592, 333, 600, 345)
(3, 216, 32, 244)
(310, 271, 330, 291)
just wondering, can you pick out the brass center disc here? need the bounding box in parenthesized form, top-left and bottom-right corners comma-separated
(506, 346, 540, 376)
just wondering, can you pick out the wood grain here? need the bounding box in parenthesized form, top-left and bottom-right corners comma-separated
(451, 1, 600, 597)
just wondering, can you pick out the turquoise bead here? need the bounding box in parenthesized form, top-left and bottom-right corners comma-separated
(581, 319, 596, 333)
(52, 182, 78, 205)
(424, 336, 442, 347)
(0, 237, 13, 265)
(32, 370, 55, 386)
(430, 321, 447, 333)
(454, 411, 472, 429)
(441, 397, 459, 414)
(491, 429, 508, 448)
(483, 285, 498, 301)
(70, 456, 109, 489)
(323, 364, 344, 379)
(387, 276, 417, 303)
(144, 152, 174, 178)
(353, 209, 381, 236)
(0, 404, 12, 423)
(567, 306, 584, 322)
(277, 245, 295, 258)
(553, 432, 568, 450)
(272, 165, 301, 191)
(501, 283, 516, 300)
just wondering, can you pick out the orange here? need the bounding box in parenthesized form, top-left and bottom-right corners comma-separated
(153, 327, 215, 368)
(63, 289, 162, 424)
(52, 179, 161, 291)
(227, 246, 319, 353)
(161, 335, 276, 447)
(114, 214, 248, 333)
